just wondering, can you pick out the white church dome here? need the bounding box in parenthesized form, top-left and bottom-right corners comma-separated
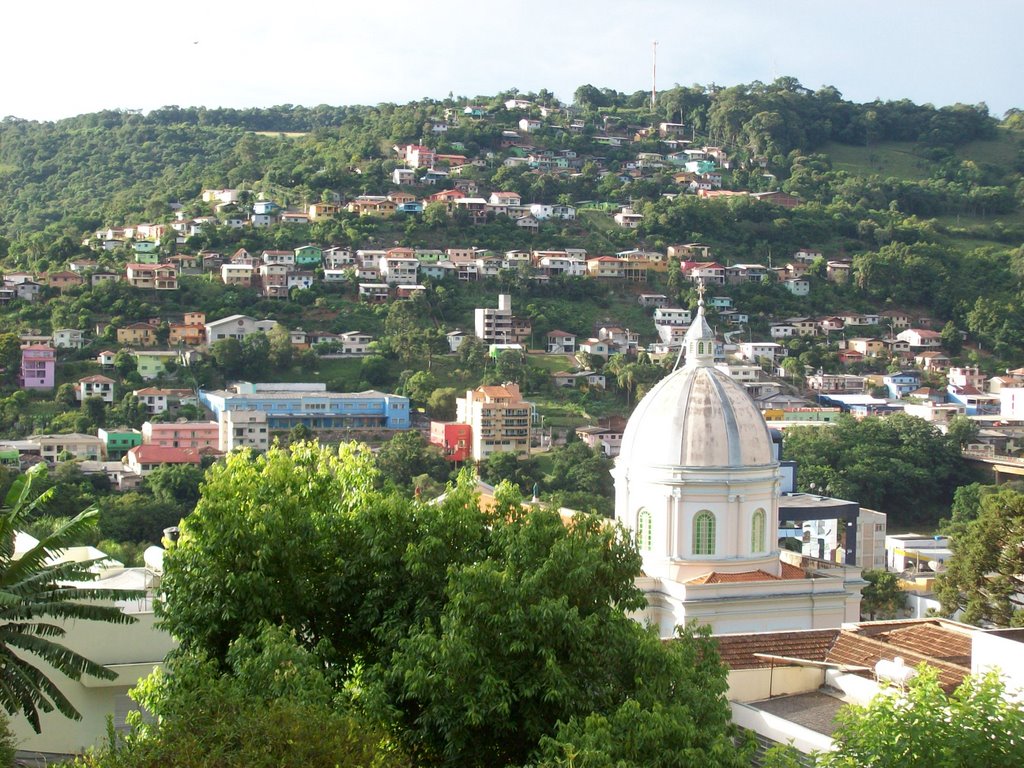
(619, 294, 774, 470)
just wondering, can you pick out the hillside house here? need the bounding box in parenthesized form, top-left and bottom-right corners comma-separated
(546, 330, 577, 354)
(76, 375, 115, 404)
(20, 345, 55, 390)
(126, 264, 177, 290)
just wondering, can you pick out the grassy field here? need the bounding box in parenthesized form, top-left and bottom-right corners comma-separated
(822, 127, 1022, 181)
(821, 141, 934, 180)
(956, 126, 1023, 166)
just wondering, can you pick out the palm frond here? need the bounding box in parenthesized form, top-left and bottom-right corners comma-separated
(4, 632, 117, 681)
(4, 507, 102, 586)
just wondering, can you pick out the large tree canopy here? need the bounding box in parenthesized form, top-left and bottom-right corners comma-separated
(782, 413, 976, 524)
(819, 666, 1024, 768)
(157, 441, 749, 766)
(937, 484, 1024, 627)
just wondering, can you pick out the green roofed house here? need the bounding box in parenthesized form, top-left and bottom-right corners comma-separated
(294, 245, 323, 267)
(97, 427, 143, 459)
(0, 447, 19, 466)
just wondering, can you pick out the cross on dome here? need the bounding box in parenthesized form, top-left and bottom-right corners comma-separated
(677, 278, 716, 369)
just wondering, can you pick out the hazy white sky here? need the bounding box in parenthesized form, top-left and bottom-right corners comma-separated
(4, 1, 1021, 121)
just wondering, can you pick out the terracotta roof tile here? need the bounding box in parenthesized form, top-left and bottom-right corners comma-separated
(781, 562, 808, 580)
(714, 629, 839, 670)
(686, 569, 780, 585)
(867, 622, 973, 666)
(825, 632, 969, 692)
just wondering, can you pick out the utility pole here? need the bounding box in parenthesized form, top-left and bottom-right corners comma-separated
(651, 41, 658, 113)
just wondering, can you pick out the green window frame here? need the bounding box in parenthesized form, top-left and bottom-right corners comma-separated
(636, 508, 652, 550)
(693, 511, 716, 555)
(751, 509, 766, 553)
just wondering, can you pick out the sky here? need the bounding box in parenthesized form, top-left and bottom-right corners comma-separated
(4, 1, 1022, 122)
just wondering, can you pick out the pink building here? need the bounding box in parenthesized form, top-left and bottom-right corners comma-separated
(20, 345, 55, 389)
(141, 420, 219, 450)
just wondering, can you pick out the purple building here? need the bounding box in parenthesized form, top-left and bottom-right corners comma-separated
(21, 345, 55, 389)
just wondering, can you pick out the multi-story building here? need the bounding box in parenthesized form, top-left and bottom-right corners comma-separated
(29, 433, 105, 462)
(133, 387, 197, 415)
(97, 427, 143, 459)
(221, 263, 254, 287)
(141, 420, 219, 451)
(217, 409, 269, 452)
(204, 314, 278, 344)
(76, 375, 115, 404)
(455, 384, 532, 461)
(378, 255, 419, 285)
(20, 345, 55, 389)
(474, 294, 531, 344)
(199, 382, 410, 432)
(126, 263, 178, 290)
(52, 329, 85, 349)
(117, 322, 158, 346)
(428, 422, 473, 462)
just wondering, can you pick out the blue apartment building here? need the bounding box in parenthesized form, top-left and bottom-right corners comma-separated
(199, 382, 410, 431)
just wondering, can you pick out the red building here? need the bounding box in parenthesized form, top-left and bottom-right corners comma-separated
(429, 422, 472, 462)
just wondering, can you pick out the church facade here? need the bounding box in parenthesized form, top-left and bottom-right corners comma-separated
(613, 293, 863, 636)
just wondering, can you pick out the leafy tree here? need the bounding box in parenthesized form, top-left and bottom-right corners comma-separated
(374, 431, 450, 492)
(210, 338, 243, 378)
(0, 334, 20, 387)
(157, 444, 744, 766)
(288, 423, 313, 443)
(144, 464, 205, 508)
(819, 666, 1024, 768)
(240, 332, 270, 379)
(96, 492, 182, 544)
(266, 323, 294, 370)
(860, 569, 906, 620)
(940, 320, 963, 355)
(359, 354, 391, 387)
(937, 486, 1024, 626)
(402, 370, 438, 405)
(0, 465, 137, 732)
(782, 414, 976, 524)
(75, 624, 403, 768)
(113, 349, 138, 381)
(425, 387, 458, 420)
(82, 396, 107, 429)
(534, 625, 752, 768)
(945, 414, 979, 450)
(478, 451, 541, 493)
(457, 335, 489, 374)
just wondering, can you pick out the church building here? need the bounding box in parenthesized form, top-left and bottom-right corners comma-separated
(613, 291, 864, 636)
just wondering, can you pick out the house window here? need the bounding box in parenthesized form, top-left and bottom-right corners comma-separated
(693, 511, 716, 556)
(636, 509, 652, 551)
(751, 509, 766, 553)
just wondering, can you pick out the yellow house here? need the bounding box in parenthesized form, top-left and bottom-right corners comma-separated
(116, 322, 157, 346)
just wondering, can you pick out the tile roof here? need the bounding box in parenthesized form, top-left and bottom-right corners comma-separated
(714, 629, 839, 670)
(825, 631, 968, 692)
(687, 569, 781, 585)
(128, 445, 202, 464)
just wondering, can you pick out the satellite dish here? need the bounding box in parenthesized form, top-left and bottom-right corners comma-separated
(928, 560, 943, 573)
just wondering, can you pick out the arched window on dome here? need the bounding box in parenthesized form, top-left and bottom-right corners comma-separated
(751, 509, 766, 554)
(698, 341, 705, 355)
(693, 511, 716, 555)
(636, 508, 652, 551)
